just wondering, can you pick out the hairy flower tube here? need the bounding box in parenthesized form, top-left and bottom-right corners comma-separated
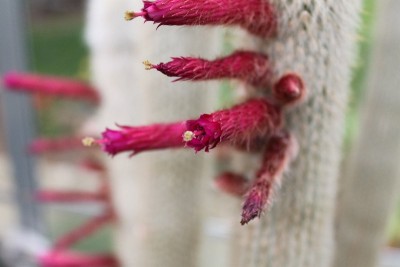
(92, 122, 187, 156)
(184, 99, 282, 152)
(125, 0, 277, 37)
(3, 72, 100, 104)
(39, 251, 119, 267)
(145, 51, 271, 88)
(241, 132, 295, 225)
(89, 99, 281, 156)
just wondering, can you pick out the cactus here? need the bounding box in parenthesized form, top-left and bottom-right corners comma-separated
(85, 0, 362, 266)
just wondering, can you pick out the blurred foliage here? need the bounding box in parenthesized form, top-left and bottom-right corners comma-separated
(28, 15, 91, 137)
(344, 0, 376, 148)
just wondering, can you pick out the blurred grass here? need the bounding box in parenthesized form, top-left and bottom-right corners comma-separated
(344, 0, 376, 147)
(29, 15, 87, 77)
(29, 15, 91, 137)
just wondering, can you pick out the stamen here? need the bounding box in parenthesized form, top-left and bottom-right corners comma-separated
(82, 137, 96, 147)
(182, 131, 195, 142)
(143, 60, 154, 70)
(124, 11, 145, 21)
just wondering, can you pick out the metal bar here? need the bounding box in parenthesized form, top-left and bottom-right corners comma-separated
(0, 0, 44, 233)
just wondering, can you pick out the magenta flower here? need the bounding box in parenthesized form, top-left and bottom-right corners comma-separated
(241, 132, 294, 225)
(125, 0, 277, 37)
(214, 172, 249, 197)
(30, 137, 86, 154)
(272, 73, 305, 106)
(145, 51, 271, 87)
(3, 72, 100, 104)
(184, 99, 282, 152)
(54, 212, 114, 250)
(39, 251, 119, 267)
(93, 122, 187, 156)
(36, 191, 106, 203)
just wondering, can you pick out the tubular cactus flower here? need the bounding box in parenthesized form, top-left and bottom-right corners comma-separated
(184, 99, 282, 152)
(88, 99, 281, 156)
(39, 251, 119, 267)
(3, 72, 100, 104)
(54, 212, 114, 250)
(92, 122, 187, 156)
(241, 132, 295, 225)
(215, 172, 249, 197)
(145, 51, 271, 88)
(125, 0, 277, 37)
(30, 137, 87, 154)
(36, 191, 106, 203)
(272, 73, 305, 106)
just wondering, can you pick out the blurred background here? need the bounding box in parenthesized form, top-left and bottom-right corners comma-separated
(0, 0, 399, 266)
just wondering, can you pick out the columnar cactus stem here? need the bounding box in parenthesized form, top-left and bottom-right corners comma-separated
(125, 0, 277, 37)
(3, 72, 100, 104)
(234, 1, 362, 266)
(146, 51, 271, 87)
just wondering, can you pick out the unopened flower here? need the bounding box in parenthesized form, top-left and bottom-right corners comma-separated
(145, 51, 271, 87)
(272, 73, 305, 106)
(39, 251, 119, 267)
(241, 131, 295, 225)
(125, 0, 277, 37)
(30, 136, 86, 154)
(215, 172, 249, 197)
(87, 122, 187, 156)
(3, 72, 100, 104)
(184, 99, 282, 152)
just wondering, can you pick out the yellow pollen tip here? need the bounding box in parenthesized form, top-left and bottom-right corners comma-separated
(183, 131, 195, 142)
(142, 60, 153, 70)
(82, 137, 96, 147)
(124, 11, 135, 21)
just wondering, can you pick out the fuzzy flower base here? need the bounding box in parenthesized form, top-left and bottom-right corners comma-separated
(146, 51, 271, 87)
(126, 0, 277, 37)
(185, 99, 282, 152)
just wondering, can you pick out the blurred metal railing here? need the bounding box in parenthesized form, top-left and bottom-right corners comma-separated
(0, 0, 45, 241)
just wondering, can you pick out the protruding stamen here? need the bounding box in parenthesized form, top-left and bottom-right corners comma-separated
(142, 60, 154, 70)
(124, 11, 145, 21)
(183, 131, 195, 142)
(82, 137, 96, 147)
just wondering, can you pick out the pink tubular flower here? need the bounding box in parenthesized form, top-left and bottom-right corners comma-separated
(125, 0, 277, 37)
(272, 73, 305, 106)
(145, 51, 271, 87)
(94, 122, 187, 156)
(215, 172, 249, 197)
(3, 72, 100, 104)
(184, 99, 282, 152)
(39, 251, 119, 267)
(54, 212, 114, 250)
(36, 191, 106, 203)
(241, 131, 295, 225)
(30, 137, 87, 154)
